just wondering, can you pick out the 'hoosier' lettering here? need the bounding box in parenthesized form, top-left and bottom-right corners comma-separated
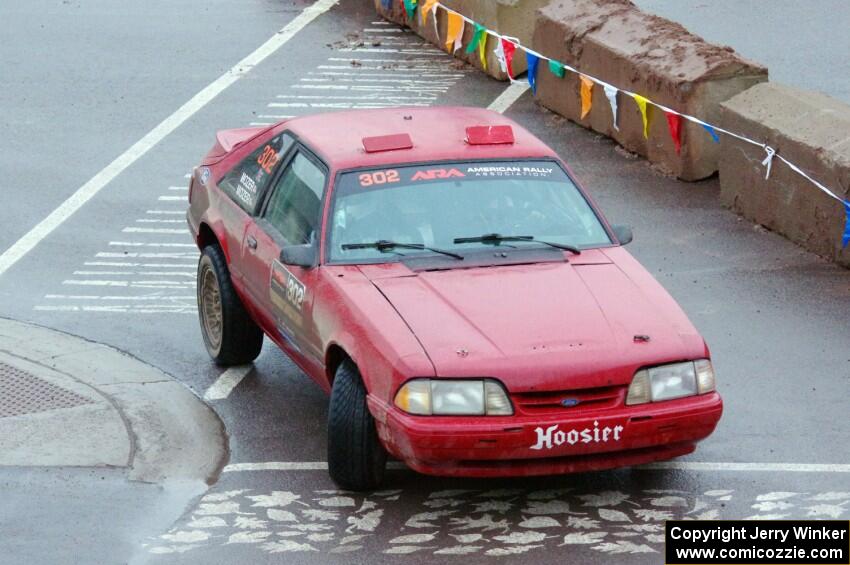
(530, 421, 624, 450)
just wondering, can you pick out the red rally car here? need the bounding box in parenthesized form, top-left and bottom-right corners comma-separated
(187, 106, 722, 490)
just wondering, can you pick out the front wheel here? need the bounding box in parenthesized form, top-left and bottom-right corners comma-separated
(197, 245, 263, 365)
(327, 359, 387, 490)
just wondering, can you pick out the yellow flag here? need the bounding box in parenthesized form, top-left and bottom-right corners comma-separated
(445, 13, 464, 52)
(478, 31, 488, 70)
(632, 94, 651, 138)
(420, 0, 437, 26)
(580, 76, 594, 119)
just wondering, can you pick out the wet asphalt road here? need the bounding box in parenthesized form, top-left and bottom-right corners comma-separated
(0, 1, 848, 564)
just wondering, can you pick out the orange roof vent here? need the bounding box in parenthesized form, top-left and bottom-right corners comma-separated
(466, 125, 515, 145)
(362, 133, 413, 153)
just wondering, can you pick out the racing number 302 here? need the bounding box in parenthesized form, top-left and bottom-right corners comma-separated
(359, 170, 399, 187)
(257, 145, 279, 174)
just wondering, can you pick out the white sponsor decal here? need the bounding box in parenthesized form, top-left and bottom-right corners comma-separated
(530, 420, 624, 451)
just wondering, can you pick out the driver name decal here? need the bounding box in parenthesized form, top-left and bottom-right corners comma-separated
(530, 420, 624, 450)
(270, 261, 305, 328)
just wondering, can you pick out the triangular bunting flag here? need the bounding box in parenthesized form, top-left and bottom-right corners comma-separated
(549, 60, 565, 78)
(632, 94, 651, 138)
(420, 0, 437, 25)
(843, 200, 850, 248)
(466, 23, 485, 54)
(527, 52, 540, 94)
(445, 12, 464, 53)
(580, 76, 594, 119)
(500, 38, 516, 78)
(477, 29, 488, 70)
(381, 0, 392, 9)
(403, 0, 417, 21)
(702, 124, 720, 143)
(665, 112, 683, 154)
(603, 84, 619, 131)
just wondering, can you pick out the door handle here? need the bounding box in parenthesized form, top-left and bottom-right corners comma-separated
(247, 236, 258, 250)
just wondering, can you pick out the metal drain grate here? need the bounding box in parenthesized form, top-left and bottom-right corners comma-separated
(0, 361, 94, 418)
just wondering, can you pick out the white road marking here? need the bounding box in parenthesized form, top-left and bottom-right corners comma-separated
(204, 366, 254, 401)
(35, 305, 195, 314)
(122, 227, 187, 234)
(84, 261, 195, 268)
(168, 185, 188, 191)
(96, 252, 197, 258)
(45, 294, 194, 301)
(249, 122, 274, 126)
(487, 82, 531, 114)
(146, 210, 186, 215)
(222, 460, 850, 474)
(256, 114, 294, 119)
(158, 195, 188, 201)
(73, 270, 194, 277)
(0, 0, 339, 278)
(136, 219, 186, 224)
(109, 241, 195, 247)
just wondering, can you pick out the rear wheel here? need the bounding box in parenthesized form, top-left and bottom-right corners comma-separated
(197, 245, 263, 365)
(327, 359, 387, 490)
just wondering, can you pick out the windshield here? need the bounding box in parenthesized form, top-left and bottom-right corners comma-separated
(328, 161, 611, 263)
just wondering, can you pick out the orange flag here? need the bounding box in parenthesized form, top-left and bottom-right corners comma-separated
(580, 76, 594, 119)
(420, 0, 437, 26)
(445, 12, 464, 53)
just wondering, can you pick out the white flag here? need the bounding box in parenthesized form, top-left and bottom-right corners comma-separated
(604, 84, 619, 131)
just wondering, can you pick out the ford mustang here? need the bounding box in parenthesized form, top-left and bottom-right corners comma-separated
(187, 106, 722, 490)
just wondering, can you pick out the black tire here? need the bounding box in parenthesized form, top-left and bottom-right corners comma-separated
(196, 244, 263, 365)
(327, 359, 387, 490)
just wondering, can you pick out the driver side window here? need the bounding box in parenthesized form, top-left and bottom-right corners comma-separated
(263, 151, 326, 245)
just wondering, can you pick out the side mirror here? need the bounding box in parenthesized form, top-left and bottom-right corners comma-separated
(612, 225, 633, 246)
(280, 245, 316, 268)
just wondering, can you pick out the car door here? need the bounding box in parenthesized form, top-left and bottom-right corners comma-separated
(241, 147, 328, 365)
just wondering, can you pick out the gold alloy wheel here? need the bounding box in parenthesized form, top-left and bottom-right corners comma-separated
(200, 266, 223, 351)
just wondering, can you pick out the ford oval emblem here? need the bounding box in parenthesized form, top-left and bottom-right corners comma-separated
(560, 398, 580, 408)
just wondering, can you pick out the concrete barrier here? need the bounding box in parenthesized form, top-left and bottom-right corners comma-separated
(532, 0, 768, 181)
(719, 83, 850, 267)
(372, 0, 548, 80)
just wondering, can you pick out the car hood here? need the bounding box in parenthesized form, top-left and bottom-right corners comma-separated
(359, 249, 706, 391)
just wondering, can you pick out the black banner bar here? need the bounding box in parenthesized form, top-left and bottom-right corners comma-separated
(665, 520, 849, 565)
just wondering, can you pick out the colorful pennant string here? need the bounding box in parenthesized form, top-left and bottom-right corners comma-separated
(445, 12, 464, 53)
(666, 112, 683, 154)
(422, 1, 849, 247)
(549, 60, 565, 78)
(580, 76, 594, 119)
(527, 52, 540, 94)
(603, 84, 619, 131)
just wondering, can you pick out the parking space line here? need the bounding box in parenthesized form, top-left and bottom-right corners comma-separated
(222, 460, 850, 473)
(487, 82, 531, 114)
(0, 0, 340, 278)
(204, 366, 254, 401)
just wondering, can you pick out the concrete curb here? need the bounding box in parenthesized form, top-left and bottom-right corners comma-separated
(0, 317, 228, 485)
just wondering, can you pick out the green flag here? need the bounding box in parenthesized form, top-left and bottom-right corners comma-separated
(549, 59, 566, 78)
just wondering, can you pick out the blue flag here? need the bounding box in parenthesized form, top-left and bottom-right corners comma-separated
(702, 124, 720, 143)
(843, 200, 850, 248)
(381, 0, 392, 9)
(527, 52, 540, 95)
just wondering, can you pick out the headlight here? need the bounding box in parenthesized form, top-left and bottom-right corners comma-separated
(394, 379, 513, 416)
(626, 360, 714, 405)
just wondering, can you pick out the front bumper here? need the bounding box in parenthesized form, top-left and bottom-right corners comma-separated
(368, 392, 722, 478)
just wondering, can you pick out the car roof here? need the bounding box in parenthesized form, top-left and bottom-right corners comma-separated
(282, 106, 559, 171)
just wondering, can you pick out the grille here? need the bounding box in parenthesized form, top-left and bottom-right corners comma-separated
(512, 385, 624, 415)
(0, 361, 94, 418)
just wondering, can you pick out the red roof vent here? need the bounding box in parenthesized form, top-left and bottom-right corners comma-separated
(362, 133, 413, 153)
(466, 125, 515, 145)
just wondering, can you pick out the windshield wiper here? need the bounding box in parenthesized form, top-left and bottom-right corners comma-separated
(453, 233, 581, 255)
(341, 240, 464, 260)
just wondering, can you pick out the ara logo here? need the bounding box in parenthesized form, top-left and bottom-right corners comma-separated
(411, 168, 465, 181)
